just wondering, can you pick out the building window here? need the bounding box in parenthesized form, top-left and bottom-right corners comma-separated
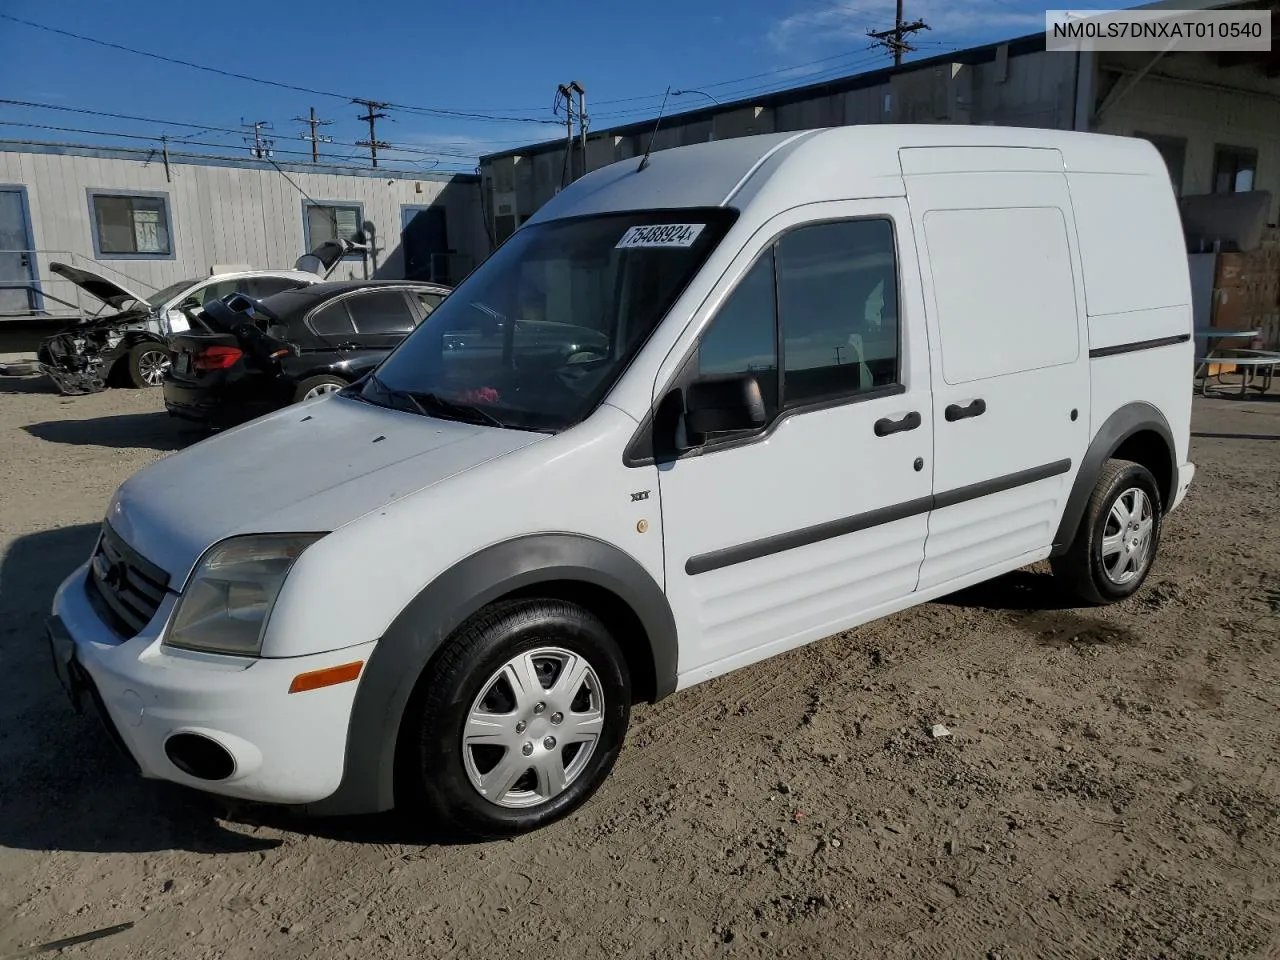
(302, 201, 364, 259)
(1213, 145, 1258, 193)
(1136, 132, 1187, 196)
(87, 190, 173, 258)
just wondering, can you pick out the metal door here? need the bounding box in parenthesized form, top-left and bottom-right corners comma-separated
(0, 188, 38, 316)
(401, 206, 450, 283)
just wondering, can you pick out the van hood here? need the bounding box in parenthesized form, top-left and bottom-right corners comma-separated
(106, 395, 545, 583)
(49, 262, 151, 311)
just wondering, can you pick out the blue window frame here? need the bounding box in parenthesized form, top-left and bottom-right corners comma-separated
(301, 200, 365, 261)
(86, 188, 175, 260)
(0, 183, 43, 313)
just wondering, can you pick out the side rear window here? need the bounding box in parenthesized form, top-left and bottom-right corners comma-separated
(923, 206, 1078, 384)
(310, 300, 355, 337)
(348, 290, 416, 335)
(413, 290, 445, 317)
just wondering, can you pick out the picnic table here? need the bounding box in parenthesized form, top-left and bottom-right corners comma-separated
(1194, 329, 1280, 397)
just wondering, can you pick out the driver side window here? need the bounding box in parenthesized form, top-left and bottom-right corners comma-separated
(695, 252, 779, 419)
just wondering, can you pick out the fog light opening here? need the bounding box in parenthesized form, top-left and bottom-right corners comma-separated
(164, 733, 236, 781)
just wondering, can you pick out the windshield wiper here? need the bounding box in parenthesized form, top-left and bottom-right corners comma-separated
(365, 374, 503, 428)
(410, 391, 505, 429)
(365, 373, 429, 417)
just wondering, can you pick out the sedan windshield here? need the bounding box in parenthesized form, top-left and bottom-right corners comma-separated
(361, 209, 735, 432)
(147, 278, 201, 307)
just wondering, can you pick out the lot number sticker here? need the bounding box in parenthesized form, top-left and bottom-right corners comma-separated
(616, 224, 706, 249)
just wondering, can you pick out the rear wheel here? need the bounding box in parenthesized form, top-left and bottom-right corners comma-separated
(399, 599, 631, 839)
(293, 374, 347, 402)
(1051, 459, 1162, 605)
(126, 342, 170, 388)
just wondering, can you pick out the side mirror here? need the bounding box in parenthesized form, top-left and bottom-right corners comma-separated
(681, 375, 767, 447)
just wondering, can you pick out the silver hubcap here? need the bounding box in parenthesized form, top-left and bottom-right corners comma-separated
(303, 382, 343, 399)
(1101, 486, 1154, 585)
(138, 351, 170, 386)
(462, 647, 605, 809)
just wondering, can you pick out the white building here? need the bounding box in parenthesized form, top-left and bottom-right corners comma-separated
(0, 141, 485, 320)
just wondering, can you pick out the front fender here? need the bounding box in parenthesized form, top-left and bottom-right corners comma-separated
(305, 532, 677, 815)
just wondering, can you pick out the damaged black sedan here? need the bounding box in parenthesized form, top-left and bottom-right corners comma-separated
(36, 263, 323, 395)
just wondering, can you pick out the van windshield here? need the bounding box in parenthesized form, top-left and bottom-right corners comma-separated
(359, 208, 735, 432)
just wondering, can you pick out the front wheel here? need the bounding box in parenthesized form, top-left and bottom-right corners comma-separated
(399, 599, 631, 839)
(1051, 459, 1163, 605)
(126, 342, 171, 388)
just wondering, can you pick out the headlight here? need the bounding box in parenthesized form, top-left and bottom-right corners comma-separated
(166, 533, 326, 656)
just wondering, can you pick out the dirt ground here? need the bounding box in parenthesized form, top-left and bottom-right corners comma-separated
(0, 372, 1277, 960)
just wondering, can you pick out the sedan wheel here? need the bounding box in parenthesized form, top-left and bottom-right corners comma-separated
(128, 344, 171, 388)
(303, 381, 343, 400)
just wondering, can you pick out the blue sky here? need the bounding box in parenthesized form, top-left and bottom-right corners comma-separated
(0, 0, 1140, 171)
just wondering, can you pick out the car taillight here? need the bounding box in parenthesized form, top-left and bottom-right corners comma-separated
(193, 346, 243, 371)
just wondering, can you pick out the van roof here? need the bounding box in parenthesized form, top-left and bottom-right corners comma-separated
(525, 125, 1165, 226)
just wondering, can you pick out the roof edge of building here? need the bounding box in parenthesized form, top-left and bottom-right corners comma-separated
(479, 30, 1053, 164)
(0, 140, 479, 182)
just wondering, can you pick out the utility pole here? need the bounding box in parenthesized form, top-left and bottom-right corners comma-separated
(556, 84, 576, 186)
(868, 0, 929, 68)
(241, 119, 274, 159)
(294, 107, 334, 163)
(353, 99, 390, 168)
(571, 80, 587, 178)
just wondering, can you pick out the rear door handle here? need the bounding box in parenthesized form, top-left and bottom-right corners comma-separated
(944, 398, 986, 422)
(874, 411, 922, 437)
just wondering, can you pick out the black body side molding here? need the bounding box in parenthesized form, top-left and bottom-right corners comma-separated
(687, 458, 1072, 576)
(1088, 333, 1190, 359)
(307, 534, 678, 816)
(1050, 402, 1177, 556)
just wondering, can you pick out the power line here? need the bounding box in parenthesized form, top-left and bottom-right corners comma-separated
(0, 12, 562, 125)
(0, 101, 495, 162)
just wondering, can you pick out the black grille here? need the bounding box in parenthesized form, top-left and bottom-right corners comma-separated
(86, 522, 171, 639)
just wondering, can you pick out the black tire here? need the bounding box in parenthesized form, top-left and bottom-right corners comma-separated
(292, 374, 347, 403)
(126, 342, 171, 388)
(398, 599, 631, 839)
(1051, 459, 1163, 606)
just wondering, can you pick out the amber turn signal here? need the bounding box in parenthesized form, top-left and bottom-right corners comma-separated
(288, 660, 364, 694)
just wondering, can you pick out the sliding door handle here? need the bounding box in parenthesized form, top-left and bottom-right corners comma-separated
(874, 411, 922, 437)
(945, 398, 986, 422)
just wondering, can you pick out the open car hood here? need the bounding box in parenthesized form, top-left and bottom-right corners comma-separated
(49, 262, 151, 311)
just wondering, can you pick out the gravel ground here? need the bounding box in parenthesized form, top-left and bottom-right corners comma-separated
(1, 373, 1278, 960)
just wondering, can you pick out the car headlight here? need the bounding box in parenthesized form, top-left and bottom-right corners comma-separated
(166, 533, 326, 656)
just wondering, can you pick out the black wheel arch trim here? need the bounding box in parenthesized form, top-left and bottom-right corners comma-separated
(305, 533, 678, 816)
(1051, 402, 1177, 557)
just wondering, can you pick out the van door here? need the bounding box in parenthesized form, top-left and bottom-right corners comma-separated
(900, 148, 1090, 591)
(653, 199, 934, 683)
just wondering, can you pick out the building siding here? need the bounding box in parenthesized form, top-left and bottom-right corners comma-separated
(0, 145, 482, 317)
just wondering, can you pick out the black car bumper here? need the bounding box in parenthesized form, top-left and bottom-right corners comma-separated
(163, 376, 281, 428)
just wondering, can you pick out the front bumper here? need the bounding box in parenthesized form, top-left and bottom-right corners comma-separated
(51, 563, 374, 805)
(37, 336, 106, 395)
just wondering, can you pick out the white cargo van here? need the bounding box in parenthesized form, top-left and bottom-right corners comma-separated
(48, 126, 1195, 837)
